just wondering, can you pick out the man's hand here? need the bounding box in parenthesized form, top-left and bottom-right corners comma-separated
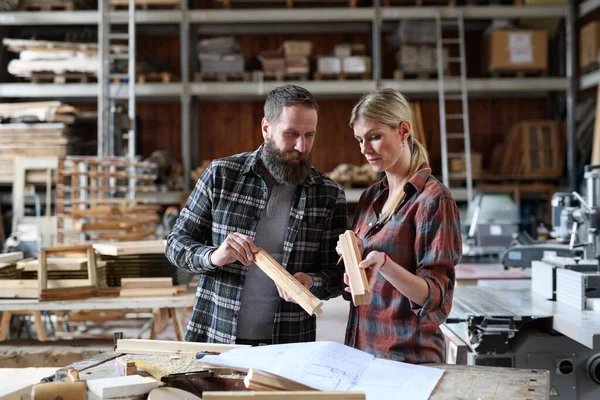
(276, 272, 313, 303)
(210, 232, 258, 267)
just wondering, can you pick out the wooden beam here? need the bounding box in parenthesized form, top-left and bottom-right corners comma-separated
(121, 277, 173, 289)
(120, 288, 177, 298)
(339, 231, 371, 306)
(244, 369, 316, 392)
(203, 392, 365, 399)
(254, 248, 323, 316)
(116, 339, 248, 356)
(93, 240, 166, 256)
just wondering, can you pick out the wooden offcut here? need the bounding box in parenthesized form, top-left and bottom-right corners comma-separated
(116, 339, 247, 356)
(115, 357, 138, 376)
(254, 248, 323, 316)
(93, 240, 166, 256)
(244, 369, 316, 392)
(339, 231, 371, 306)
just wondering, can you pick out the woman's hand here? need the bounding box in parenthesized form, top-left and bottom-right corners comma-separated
(344, 251, 387, 291)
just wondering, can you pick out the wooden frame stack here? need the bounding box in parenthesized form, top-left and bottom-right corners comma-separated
(338, 230, 371, 306)
(38, 245, 98, 300)
(254, 248, 323, 316)
(56, 156, 160, 244)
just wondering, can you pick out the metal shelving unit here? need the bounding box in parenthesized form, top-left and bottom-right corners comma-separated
(0, 3, 576, 197)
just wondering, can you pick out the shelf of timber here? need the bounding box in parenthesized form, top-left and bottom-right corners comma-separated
(29, 72, 96, 84)
(216, 0, 361, 8)
(113, 72, 177, 84)
(313, 71, 371, 81)
(19, 0, 75, 11)
(109, 0, 181, 10)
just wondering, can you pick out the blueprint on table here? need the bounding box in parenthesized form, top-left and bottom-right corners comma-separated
(203, 341, 443, 400)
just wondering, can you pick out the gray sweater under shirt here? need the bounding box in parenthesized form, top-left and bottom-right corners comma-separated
(235, 170, 297, 340)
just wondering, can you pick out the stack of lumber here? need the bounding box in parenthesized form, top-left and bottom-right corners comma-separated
(0, 101, 79, 182)
(93, 241, 193, 287)
(327, 163, 377, 186)
(120, 277, 185, 297)
(3, 38, 126, 82)
(258, 40, 311, 80)
(195, 37, 247, 82)
(18, 0, 96, 11)
(56, 156, 160, 244)
(490, 120, 564, 178)
(0, 251, 108, 299)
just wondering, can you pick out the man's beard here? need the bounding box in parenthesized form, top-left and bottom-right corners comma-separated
(260, 139, 312, 185)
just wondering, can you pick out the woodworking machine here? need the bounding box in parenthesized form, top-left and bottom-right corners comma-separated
(445, 285, 600, 400)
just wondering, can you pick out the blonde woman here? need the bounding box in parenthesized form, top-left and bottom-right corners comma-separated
(337, 88, 462, 364)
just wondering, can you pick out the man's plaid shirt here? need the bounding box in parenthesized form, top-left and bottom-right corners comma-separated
(345, 165, 462, 364)
(166, 147, 348, 344)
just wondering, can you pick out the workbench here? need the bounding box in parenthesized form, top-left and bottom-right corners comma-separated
(52, 351, 550, 400)
(0, 293, 196, 342)
(455, 263, 531, 287)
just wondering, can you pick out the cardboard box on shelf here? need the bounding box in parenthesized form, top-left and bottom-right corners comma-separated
(317, 57, 342, 74)
(483, 29, 547, 73)
(580, 21, 600, 70)
(342, 56, 371, 74)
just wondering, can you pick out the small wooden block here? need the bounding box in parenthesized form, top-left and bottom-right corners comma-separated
(253, 248, 323, 316)
(116, 356, 138, 375)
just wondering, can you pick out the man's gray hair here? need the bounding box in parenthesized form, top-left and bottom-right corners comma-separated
(264, 85, 319, 123)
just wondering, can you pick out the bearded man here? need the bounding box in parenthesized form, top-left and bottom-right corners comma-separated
(166, 85, 348, 345)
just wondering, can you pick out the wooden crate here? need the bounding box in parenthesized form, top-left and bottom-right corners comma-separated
(491, 120, 563, 178)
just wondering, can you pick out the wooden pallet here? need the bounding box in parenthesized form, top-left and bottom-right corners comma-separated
(252, 70, 309, 81)
(394, 69, 437, 80)
(489, 69, 546, 78)
(109, 0, 180, 10)
(20, 1, 75, 11)
(217, 0, 359, 8)
(30, 72, 96, 84)
(194, 71, 251, 82)
(313, 72, 370, 80)
(137, 71, 176, 83)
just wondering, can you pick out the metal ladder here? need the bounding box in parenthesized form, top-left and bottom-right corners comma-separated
(435, 11, 473, 205)
(98, 0, 136, 161)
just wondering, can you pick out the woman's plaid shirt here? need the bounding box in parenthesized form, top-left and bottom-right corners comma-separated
(166, 148, 348, 344)
(345, 165, 462, 364)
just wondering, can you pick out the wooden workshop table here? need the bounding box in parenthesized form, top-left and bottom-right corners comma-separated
(52, 352, 550, 400)
(0, 293, 196, 342)
(455, 263, 531, 287)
